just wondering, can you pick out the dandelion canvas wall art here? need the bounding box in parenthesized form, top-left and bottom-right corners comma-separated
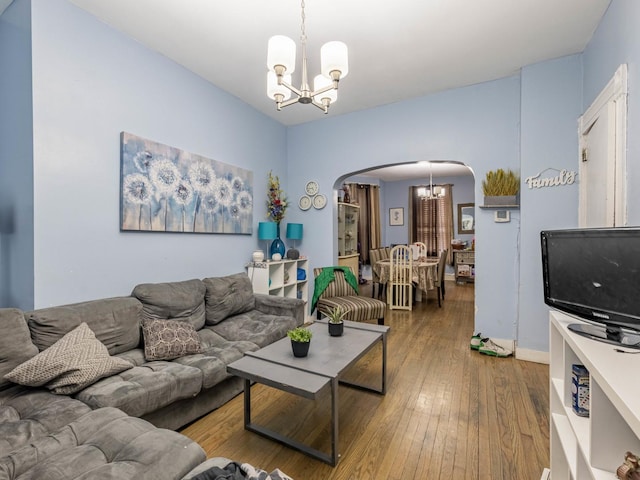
(120, 132, 253, 234)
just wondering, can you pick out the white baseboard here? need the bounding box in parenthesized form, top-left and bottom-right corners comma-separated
(540, 467, 550, 479)
(516, 347, 550, 364)
(480, 338, 549, 364)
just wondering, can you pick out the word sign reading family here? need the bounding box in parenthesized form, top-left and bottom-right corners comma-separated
(525, 168, 577, 189)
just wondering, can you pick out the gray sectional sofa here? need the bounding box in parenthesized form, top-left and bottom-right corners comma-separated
(0, 273, 304, 479)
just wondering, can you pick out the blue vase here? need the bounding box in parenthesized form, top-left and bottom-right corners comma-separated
(270, 223, 286, 259)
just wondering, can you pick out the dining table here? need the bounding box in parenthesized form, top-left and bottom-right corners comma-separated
(373, 258, 439, 294)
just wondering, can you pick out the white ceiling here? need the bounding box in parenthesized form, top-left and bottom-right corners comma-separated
(67, 0, 611, 127)
(355, 161, 473, 182)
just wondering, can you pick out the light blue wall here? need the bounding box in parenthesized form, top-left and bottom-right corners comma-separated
(288, 77, 522, 341)
(583, 0, 640, 225)
(27, 0, 287, 308)
(0, 0, 34, 309)
(518, 55, 582, 352)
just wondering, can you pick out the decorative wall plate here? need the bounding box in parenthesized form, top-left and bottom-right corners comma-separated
(299, 195, 312, 210)
(305, 180, 320, 196)
(313, 194, 327, 210)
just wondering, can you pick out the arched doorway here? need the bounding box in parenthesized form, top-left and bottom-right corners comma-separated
(334, 160, 475, 285)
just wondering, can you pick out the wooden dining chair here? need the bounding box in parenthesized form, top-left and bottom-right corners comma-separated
(388, 245, 413, 310)
(369, 248, 384, 299)
(435, 248, 448, 307)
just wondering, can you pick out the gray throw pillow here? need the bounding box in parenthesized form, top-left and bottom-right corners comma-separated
(203, 273, 255, 325)
(141, 318, 202, 361)
(4, 322, 133, 394)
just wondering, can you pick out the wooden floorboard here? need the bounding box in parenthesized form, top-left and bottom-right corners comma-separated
(181, 280, 550, 479)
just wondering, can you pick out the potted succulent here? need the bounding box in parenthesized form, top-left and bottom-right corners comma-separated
(326, 305, 349, 336)
(482, 168, 520, 206)
(287, 326, 313, 357)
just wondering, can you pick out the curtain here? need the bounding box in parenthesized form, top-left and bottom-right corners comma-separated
(410, 184, 454, 263)
(346, 183, 381, 265)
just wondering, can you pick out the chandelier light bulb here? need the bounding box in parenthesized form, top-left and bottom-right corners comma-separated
(321, 41, 349, 81)
(267, 72, 292, 101)
(267, 35, 296, 75)
(313, 75, 337, 104)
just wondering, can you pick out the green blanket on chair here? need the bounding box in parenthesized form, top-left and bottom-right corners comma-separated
(311, 266, 359, 314)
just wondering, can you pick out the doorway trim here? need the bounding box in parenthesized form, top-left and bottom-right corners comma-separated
(578, 64, 628, 226)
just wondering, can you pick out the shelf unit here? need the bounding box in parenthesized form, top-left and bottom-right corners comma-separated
(338, 202, 360, 278)
(247, 258, 309, 304)
(453, 250, 475, 283)
(550, 310, 640, 479)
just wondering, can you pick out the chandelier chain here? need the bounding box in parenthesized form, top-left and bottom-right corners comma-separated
(300, 0, 307, 44)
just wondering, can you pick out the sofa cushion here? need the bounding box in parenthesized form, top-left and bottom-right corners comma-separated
(171, 330, 259, 389)
(197, 328, 258, 356)
(0, 407, 205, 480)
(0, 309, 38, 392)
(141, 318, 202, 361)
(207, 310, 298, 347)
(203, 273, 255, 325)
(4, 323, 133, 395)
(132, 279, 206, 330)
(26, 297, 142, 355)
(73, 361, 203, 418)
(0, 390, 92, 458)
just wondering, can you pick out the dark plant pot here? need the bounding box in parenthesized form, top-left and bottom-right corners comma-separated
(483, 193, 520, 207)
(328, 321, 344, 337)
(291, 340, 310, 357)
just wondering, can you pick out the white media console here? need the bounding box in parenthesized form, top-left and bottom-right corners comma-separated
(550, 310, 640, 478)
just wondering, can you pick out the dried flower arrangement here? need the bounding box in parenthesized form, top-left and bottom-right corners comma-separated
(266, 170, 288, 223)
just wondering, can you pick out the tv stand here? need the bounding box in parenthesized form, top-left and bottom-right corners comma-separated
(550, 311, 640, 478)
(567, 322, 640, 350)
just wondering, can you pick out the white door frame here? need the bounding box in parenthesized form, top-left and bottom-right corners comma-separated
(578, 64, 628, 227)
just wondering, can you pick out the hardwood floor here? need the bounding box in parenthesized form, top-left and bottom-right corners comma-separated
(181, 281, 550, 479)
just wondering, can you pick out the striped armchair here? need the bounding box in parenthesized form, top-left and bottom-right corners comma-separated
(313, 266, 386, 325)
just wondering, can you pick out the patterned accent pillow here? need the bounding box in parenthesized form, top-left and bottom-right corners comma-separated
(3, 322, 133, 395)
(141, 319, 202, 361)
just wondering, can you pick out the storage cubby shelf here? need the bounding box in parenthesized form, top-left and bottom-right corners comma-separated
(550, 310, 640, 478)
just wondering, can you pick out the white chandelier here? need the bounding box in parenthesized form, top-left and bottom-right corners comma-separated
(266, 0, 349, 114)
(417, 162, 446, 199)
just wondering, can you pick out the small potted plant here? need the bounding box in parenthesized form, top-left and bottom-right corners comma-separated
(482, 168, 520, 206)
(287, 326, 313, 357)
(326, 306, 349, 336)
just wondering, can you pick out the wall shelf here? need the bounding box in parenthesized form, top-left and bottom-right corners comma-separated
(478, 205, 520, 209)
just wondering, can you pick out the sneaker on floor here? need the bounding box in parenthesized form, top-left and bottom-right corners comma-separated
(470, 333, 485, 350)
(478, 339, 513, 357)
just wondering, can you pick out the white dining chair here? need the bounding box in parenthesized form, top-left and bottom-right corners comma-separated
(412, 242, 427, 261)
(388, 245, 413, 310)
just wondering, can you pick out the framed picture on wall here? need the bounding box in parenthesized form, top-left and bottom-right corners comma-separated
(389, 207, 404, 226)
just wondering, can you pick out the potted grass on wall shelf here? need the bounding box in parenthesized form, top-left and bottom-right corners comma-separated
(479, 168, 520, 209)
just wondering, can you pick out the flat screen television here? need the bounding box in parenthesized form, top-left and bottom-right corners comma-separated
(541, 227, 640, 349)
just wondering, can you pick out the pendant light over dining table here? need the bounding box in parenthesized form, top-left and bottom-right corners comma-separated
(266, 0, 349, 114)
(417, 162, 446, 199)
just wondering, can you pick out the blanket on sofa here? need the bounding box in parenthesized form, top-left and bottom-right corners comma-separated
(191, 462, 292, 480)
